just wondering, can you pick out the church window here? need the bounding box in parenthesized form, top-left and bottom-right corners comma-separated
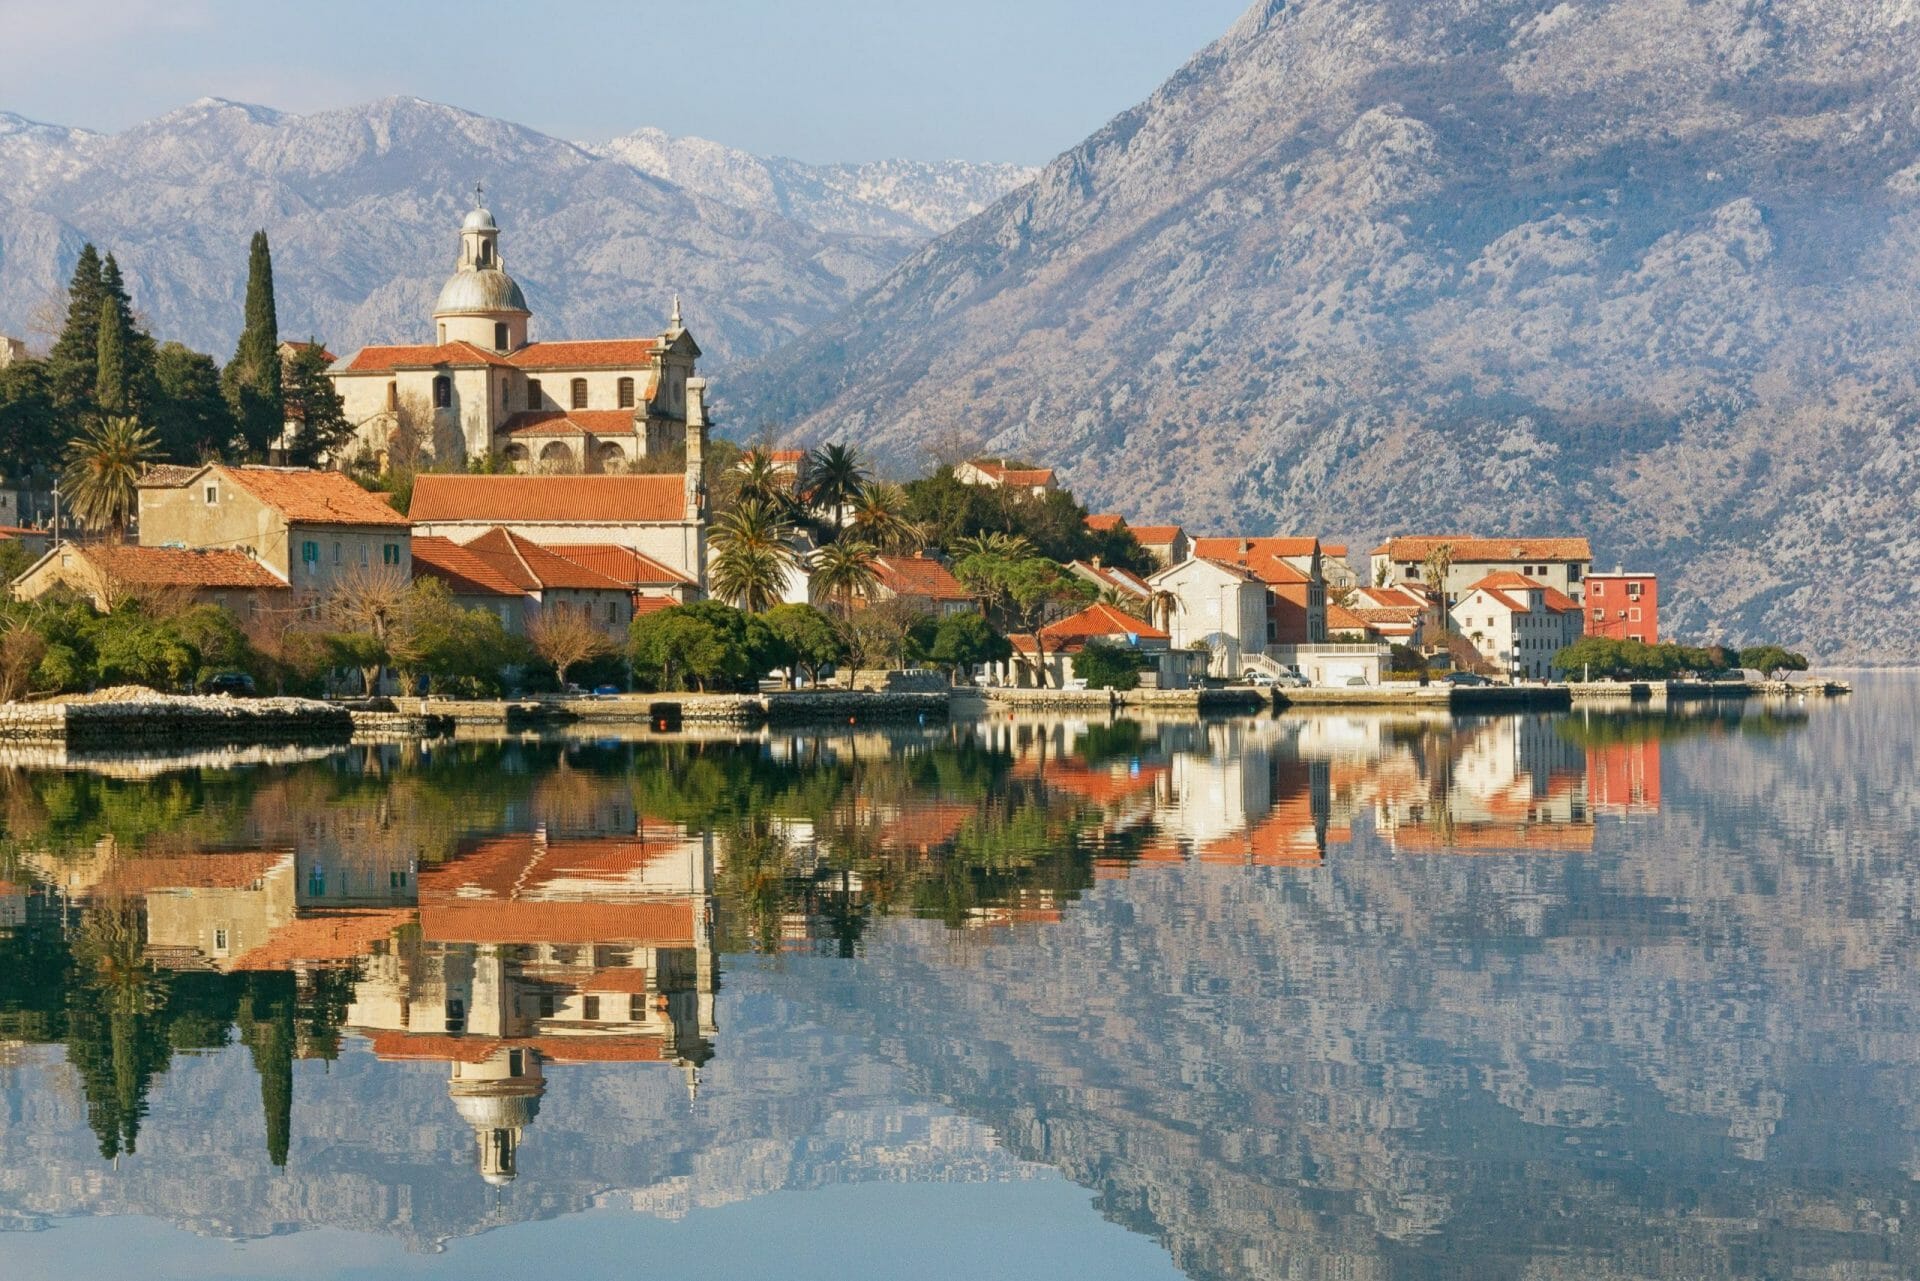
(433, 375, 451, 408)
(386, 381, 398, 412)
(571, 378, 588, 409)
(617, 377, 635, 409)
(438, 322, 446, 344)
(494, 321, 509, 351)
(527, 379, 542, 409)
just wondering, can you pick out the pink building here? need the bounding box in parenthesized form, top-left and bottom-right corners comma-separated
(1584, 570, 1659, 643)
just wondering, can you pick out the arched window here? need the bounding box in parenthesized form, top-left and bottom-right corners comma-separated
(433, 375, 451, 409)
(570, 378, 588, 409)
(494, 321, 509, 352)
(438, 322, 446, 344)
(478, 240, 493, 267)
(527, 379, 542, 409)
(617, 377, 635, 409)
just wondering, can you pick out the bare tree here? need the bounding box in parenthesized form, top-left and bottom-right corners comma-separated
(0, 617, 47, 703)
(327, 565, 409, 693)
(526, 605, 612, 690)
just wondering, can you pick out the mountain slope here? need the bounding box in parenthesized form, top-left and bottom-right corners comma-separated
(0, 98, 1027, 365)
(725, 0, 1920, 660)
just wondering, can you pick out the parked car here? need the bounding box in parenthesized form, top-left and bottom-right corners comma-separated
(1343, 675, 1371, 687)
(1242, 669, 1278, 687)
(1443, 672, 1491, 687)
(1274, 671, 1311, 689)
(204, 672, 255, 697)
(591, 684, 622, 698)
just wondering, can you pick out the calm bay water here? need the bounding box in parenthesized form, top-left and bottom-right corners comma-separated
(0, 677, 1915, 1279)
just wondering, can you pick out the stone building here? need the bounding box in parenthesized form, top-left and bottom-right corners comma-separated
(328, 195, 701, 473)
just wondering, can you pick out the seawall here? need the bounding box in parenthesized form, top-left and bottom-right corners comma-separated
(0, 695, 354, 747)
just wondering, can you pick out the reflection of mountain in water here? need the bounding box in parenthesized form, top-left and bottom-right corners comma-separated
(1, 692, 1909, 1276)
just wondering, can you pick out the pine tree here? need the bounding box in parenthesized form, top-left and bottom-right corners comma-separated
(94, 296, 129, 413)
(281, 340, 352, 466)
(151, 342, 237, 462)
(224, 230, 282, 458)
(46, 244, 105, 412)
(98, 253, 158, 418)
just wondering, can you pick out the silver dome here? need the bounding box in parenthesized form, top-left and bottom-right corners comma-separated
(462, 206, 497, 231)
(434, 267, 529, 316)
(452, 1088, 542, 1133)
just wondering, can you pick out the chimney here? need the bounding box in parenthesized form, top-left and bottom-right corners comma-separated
(683, 378, 709, 523)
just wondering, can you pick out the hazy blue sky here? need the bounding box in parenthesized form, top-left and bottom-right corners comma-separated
(2, 0, 1251, 164)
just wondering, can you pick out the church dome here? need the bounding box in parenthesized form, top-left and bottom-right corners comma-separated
(462, 206, 497, 232)
(435, 266, 529, 316)
(452, 1087, 542, 1133)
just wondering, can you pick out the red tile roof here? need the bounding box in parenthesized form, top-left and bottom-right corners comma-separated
(547, 543, 694, 587)
(1372, 536, 1593, 563)
(460, 528, 632, 592)
(1039, 602, 1168, 643)
(230, 909, 414, 971)
(1085, 513, 1124, 533)
(872, 555, 970, 602)
(501, 409, 646, 438)
(409, 474, 687, 524)
(632, 595, 677, 617)
(1465, 571, 1581, 613)
(92, 852, 290, 896)
(964, 459, 1055, 487)
(74, 544, 288, 590)
(409, 535, 529, 598)
(1191, 537, 1318, 586)
(1327, 604, 1372, 633)
(217, 466, 412, 527)
(338, 340, 513, 372)
(1128, 525, 1184, 545)
(1069, 560, 1150, 599)
(137, 463, 212, 489)
(507, 339, 661, 369)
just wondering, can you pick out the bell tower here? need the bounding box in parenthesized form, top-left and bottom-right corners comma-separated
(433, 184, 532, 353)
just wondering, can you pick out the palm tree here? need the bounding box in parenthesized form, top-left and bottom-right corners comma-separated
(950, 530, 1036, 563)
(804, 443, 869, 539)
(847, 480, 926, 554)
(708, 497, 799, 612)
(730, 446, 799, 517)
(811, 538, 881, 618)
(1100, 586, 1150, 619)
(61, 415, 160, 537)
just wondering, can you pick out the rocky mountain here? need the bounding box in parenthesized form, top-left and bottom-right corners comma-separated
(724, 0, 1920, 661)
(0, 97, 1029, 365)
(594, 128, 1034, 241)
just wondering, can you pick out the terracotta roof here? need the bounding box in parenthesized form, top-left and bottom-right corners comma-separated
(508, 339, 660, 369)
(92, 852, 290, 897)
(65, 544, 288, 590)
(338, 340, 512, 372)
(1039, 602, 1168, 643)
(361, 1030, 669, 1065)
(1085, 513, 1124, 533)
(872, 555, 969, 602)
(409, 535, 529, 598)
(460, 528, 632, 592)
(964, 459, 1054, 487)
(1128, 526, 1184, 545)
(1181, 557, 1264, 583)
(410, 474, 687, 524)
(547, 543, 694, 587)
(1323, 544, 1348, 557)
(1355, 585, 1429, 609)
(1373, 536, 1593, 563)
(770, 449, 806, 464)
(1192, 536, 1320, 560)
(1465, 571, 1581, 613)
(229, 909, 414, 971)
(280, 340, 337, 363)
(501, 409, 644, 438)
(631, 595, 677, 617)
(581, 968, 652, 995)
(216, 465, 411, 527)
(1327, 604, 1372, 633)
(136, 464, 205, 489)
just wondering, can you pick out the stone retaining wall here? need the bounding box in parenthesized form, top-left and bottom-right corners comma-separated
(978, 688, 1268, 714)
(0, 696, 354, 747)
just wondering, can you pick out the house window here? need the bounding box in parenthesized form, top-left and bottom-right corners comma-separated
(204, 484, 218, 504)
(617, 376, 635, 408)
(302, 540, 319, 565)
(214, 928, 229, 953)
(389, 870, 408, 889)
(527, 379, 542, 409)
(307, 865, 325, 897)
(386, 381, 398, 411)
(433, 375, 451, 408)
(359, 544, 369, 567)
(570, 378, 588, 409)
(383, 543, 401, 566)
(630, 994, 646, 1021)
(494, 321, 509, 351)
(606, 600, 618, 623)
(1628, 607, 1642, 622)
(1590, 582, 1604, 597)
(333, 541, 343, 565)
(1627, 583, 1643, 599)
(1592, 608, 1604, 621)
(538, 993, 556, 1019)
(583, 995, 601, 1022)
(445, 998, 465, 1034)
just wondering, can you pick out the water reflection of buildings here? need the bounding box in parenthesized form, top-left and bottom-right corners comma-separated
(36, 821, 717, 1184)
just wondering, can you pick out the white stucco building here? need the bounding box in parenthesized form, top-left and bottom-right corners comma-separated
(329, 194, 701, 473)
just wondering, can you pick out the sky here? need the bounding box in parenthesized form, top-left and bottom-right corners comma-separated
(0, 0, 1252, 165)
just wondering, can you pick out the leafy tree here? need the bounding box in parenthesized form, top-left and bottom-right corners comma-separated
(224, 231, 282, 458)
(150, 342, 234, 462)
(922, 611, 1010, 683)
(87, 608, 198, 688)
(0, 357, 61, 478)
(952, 551, 1096, 686)
(46, 243, 106, 412)
(707, 497, 799, 612)
(281, 339, 352, 465)
(388, 578, 521, 695)
(761, 602, 845, 687)
(1073, 640, 1148, 691)
(61, 415, 161, 536)
(1738, 645, 1810, 675)
(170, 604, 253, 685)
(525, 604, 614, 690)
(630, 600, 762, 691)
(841, 598, 927, 680)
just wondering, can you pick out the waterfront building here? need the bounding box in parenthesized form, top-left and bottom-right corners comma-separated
(1450, 571, 1584, 680)
(11, 542, 289, 617)
(1147, 556, 1268, 678)
(1583, 568, 1659, 643)
(995, 601, 1180, 688)
(1370, 536, 1593, 606)
(327, 195, 701, 473)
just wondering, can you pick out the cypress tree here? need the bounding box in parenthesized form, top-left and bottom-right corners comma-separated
(46, 244, 105, 412)
(94, 296, 129, 414)
(224, 230, 282, 457)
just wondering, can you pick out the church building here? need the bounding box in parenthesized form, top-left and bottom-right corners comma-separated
(328, 192, 701, 473)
